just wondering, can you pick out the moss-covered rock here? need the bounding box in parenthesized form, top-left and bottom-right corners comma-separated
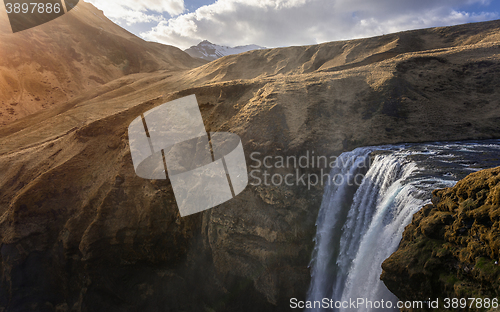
(381, 167, 500, 311)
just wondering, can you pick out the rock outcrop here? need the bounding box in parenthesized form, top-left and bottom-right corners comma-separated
(381, 167, 500, 310)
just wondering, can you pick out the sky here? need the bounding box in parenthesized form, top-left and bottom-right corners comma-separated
(86, 0, 500, 50)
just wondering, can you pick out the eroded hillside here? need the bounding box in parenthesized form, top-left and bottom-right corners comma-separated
(0, 2, 205, 125)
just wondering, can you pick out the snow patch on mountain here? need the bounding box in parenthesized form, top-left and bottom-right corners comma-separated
(184, 40, 266, 61)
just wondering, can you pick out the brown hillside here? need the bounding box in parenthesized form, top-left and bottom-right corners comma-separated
(0, 1, 205, 125)
(185, 19, 500, 84)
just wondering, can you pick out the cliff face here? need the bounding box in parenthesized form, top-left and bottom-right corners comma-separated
(381, 167, 500, 310)
(2, 17, 500, 312)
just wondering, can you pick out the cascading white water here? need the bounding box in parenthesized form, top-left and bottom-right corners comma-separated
(306, 141, 500, 312)
(307, 148, 373, 306)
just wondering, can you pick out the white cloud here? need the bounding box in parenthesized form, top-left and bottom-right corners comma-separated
(139, 0, 498, 49)
(87, 0, 185, 25)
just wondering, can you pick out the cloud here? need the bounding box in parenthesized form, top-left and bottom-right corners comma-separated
(140, 0, 498, 49)
(87, 0, 185, 25)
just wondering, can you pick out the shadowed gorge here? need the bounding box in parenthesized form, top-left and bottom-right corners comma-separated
(1, 5, 500, 310)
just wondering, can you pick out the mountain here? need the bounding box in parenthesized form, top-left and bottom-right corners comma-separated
(1, 14, 500, 311)
(0, 2, 206, 125)
(184, 40, 266, 61)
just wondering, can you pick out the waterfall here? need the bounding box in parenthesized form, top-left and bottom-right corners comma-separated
(307, 148, 373, 305)
(306, 141, 500, 312)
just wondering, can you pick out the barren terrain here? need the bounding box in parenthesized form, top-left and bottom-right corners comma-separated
(0, 2, 205, 124)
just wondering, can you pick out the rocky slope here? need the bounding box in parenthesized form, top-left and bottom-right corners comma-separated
(184, 19, 500, 83)
(0, 2, 205, 125)
(381, 167, 500, 311)
(2, 16, 500, 312)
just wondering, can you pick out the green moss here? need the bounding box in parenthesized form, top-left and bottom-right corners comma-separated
(460, 198, 477, 211)
(439, 273, 458, 286)
(454, 282, 481, 298)
(433, 244, 452, 258)
(475, 257, 500, 282)
(382, 166, 500, 305)
(476, 257, 488, 269)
